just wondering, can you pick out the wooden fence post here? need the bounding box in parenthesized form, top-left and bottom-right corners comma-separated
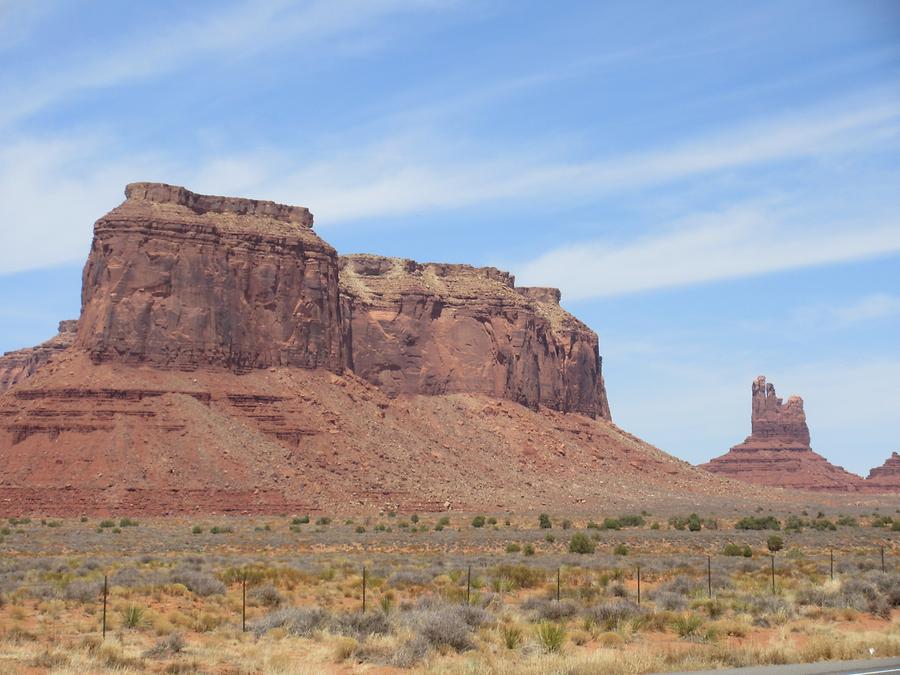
(636, 565, 641, 605)
(770, 555, 775, 594)
(466, 565, 471, 605)
(102, 574, 108, 639)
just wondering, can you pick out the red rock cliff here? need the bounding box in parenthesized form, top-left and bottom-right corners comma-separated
(701, 376, 865, 491)
(0, 321, 77, 393)
(339, 254, 610, 419)
(866, 452, 900, 492)
(76, 183, 345, 373)
(37, 184, 610, 419)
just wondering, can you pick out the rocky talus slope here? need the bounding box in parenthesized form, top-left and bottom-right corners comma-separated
(701, 376, 868, 492)
(0, 183, 759, 514)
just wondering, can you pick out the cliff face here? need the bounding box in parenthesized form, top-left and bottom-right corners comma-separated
(68, 184, 609, 418)
(701, 376, 866, 492)
(339, 255, 610, 419)
(76, 183, 345, 373)
(866, 452, 900, 492)
(0, 321, 77, 393)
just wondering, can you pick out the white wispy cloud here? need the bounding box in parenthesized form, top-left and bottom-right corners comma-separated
(514, 203, 900, 299)
(0, 0, 451, 128)
(789, 293, 900, 329)
(254, 91, 900, 223)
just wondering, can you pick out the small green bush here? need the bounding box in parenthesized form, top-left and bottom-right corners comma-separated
(191, 525, 204, 535)
(613, 543, 629, 556)
(471, 516, 486, 528)
(292, 515, 310, 525)
(99, 520, 115, 528)
(539, 513, 552, 529)
(505, 543, 522, 554)
(767, 535, 784, 553)
(735, 516, 781, 531)
(569, 533, 595, 554)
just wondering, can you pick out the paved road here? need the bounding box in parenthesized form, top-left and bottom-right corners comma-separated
(665, 657, 900, 675)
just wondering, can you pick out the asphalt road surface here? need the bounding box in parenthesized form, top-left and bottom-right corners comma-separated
(666, 657, 900, 675)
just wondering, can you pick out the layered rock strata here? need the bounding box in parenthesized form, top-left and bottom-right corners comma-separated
(701, 376, 866, 491)
(76, 182, 345, 373)
(866, 452, 900, 492)
(339, 254, 610, 419)
(0, 321, 77, 392)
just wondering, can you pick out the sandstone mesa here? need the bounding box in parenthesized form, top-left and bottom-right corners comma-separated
(0, 185, 892, 513)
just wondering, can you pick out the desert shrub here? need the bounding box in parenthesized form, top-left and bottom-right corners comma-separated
(209, 526, 233, 534)
(569, 533, 595, 554)
(250, 584, 282, 608)
(169, 569, 225, 596)
(99, 520, 115, 528)
(143, 632, 185, 658)
(493, 564, 545, 589)
(561, 519, 572, 530)
(618, 514, 645, 527)
(747, 594, 794, 624)
(332, 611, 391, 640)
(292, 515, 310, 525)
(669, 516, 688, 530)
(672, 612, 704, 638)
(119, 517, 138, 527)
(601, 518, 622, 530)
(723, 543, 744, 556)
(652, 591, 686, 611)
(355, 525, 366, 533)
(64, 579, 102, 602)
(538, 513, 552, 529)
(613, 543, 629, 556)
(523, 543, 535, 556)
(252, 607, 331, 637)
(389, 569, 433, 587)
(536, 622, 566, 653)
(471, 515, 486, 528)
(735, 516, 781, 530)
(504, 543, 520, 554)
(315, 516, 331, 526)
(584, 600, 645, 630)
(767, 535, 784, 553)
(522, 597, 579, 621)
(658, 576, 701, 597)
(836, 515, 858, 527)
(120, 605, 146, 629)
(500, 624, 522, 649)
(405, 603, 487, 652)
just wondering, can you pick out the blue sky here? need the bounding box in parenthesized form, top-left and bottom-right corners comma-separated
(1, 0, 898, 475)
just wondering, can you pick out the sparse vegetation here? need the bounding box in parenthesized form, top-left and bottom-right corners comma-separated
(0, 510, 895, 672)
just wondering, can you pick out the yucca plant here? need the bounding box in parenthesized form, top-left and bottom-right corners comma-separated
(500, 624, 522, 649)
(536, 621, 565, 653)
(672, 612, 703, 638)
(120, 605, 146, 629)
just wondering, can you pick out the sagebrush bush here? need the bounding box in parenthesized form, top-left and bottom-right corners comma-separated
(169, 569, 225, 597)
(252, 607, 331, 637)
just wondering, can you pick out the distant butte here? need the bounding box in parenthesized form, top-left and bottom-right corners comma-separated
(866, 452, 900, 492)
(700, 376, 873, 492)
